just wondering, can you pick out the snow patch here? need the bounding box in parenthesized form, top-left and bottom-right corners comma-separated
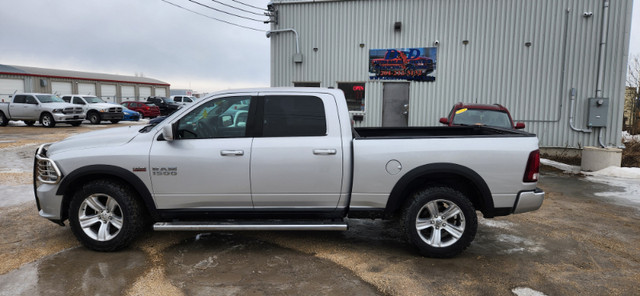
(496, 234, 546, 254)
(0, 185, 34, 207)
(512, 287, 547, 296)
(479, 218, 515, 230)
(540, 158, 581, 174)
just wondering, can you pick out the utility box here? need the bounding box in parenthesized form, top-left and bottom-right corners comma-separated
(587, 97, 609, 127)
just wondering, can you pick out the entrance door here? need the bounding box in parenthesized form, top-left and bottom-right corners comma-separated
(382, 82, 409, 127)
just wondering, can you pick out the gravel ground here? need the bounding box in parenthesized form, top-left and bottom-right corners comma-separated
(1, 122, 639, 295)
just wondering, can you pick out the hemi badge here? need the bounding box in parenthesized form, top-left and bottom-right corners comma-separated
(133, 167, 147, 172)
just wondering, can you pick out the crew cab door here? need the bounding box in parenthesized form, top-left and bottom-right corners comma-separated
(9, 95, 38, 119)
(250, 93, 344, 210)
(149, 94, 256, 209)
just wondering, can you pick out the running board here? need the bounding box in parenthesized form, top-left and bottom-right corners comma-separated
(153, 221, 348, 231)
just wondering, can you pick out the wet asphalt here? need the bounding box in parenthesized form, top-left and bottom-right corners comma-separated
(1, 124, 639, 295)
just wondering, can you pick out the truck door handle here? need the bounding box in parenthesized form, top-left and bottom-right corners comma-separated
(220, 150, 244, 156)
(313, 149, 337, 155)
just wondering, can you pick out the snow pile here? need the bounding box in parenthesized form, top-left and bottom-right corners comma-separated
(540, 159, 581, 174)
(622, 131, 640, 142)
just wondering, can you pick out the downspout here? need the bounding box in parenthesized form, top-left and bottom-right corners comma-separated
(595, 0, 610, 148)
(266, 28, 300, 54)
(569, 87, 592, 133)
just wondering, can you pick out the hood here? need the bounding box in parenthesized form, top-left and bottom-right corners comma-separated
(88, 103, 121, 109)
(43, 102, 80, 109)
(48, 125, 142, 155)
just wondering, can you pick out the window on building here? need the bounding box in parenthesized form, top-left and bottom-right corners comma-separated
(337, 83, 365, 111)
(293, 82, 320, 87)
(262, 96, 326, 137)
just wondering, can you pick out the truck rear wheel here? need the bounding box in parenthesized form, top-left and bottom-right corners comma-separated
(68, 179, 145, 251)
(0, 111, 7, 126)
(402, 187, 477, 258)
(41, 113, 56, 127)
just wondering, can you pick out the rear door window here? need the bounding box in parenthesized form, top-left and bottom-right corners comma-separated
(261, 96, 326, 137)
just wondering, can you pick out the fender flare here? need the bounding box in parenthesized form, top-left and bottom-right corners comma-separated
(56, 165, 158, 220)
(384, 163, 495, 217)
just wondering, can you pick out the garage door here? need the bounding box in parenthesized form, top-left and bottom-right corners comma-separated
(51, 82, 72, 96)
(155, 87, 167, 97)
(121, 85, 135, 101)
(78, 83, 96, 95)
(101, 84, 116, 103)
(0, 78, 24, 102)
(139, 86, 151, 100)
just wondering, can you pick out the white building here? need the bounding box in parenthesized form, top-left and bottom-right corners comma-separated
(268, 0, 633, 150)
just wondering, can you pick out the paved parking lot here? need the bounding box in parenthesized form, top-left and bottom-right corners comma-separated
(1, 122, 639, 296)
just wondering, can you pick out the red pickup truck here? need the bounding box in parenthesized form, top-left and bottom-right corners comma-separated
(440, 103, 526, 129)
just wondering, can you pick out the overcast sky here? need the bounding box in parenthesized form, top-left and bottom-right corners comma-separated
(1, 0, 639, 94)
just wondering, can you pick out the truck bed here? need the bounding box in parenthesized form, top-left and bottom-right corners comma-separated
(354, 126, 535, 139)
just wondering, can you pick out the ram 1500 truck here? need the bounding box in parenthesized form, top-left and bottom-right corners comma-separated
(61, 95, 124, 124)
(34, 88, 544, 257)
(0, 93, 84, 127)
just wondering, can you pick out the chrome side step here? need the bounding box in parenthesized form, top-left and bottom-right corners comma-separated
(153, 221, 348, 231)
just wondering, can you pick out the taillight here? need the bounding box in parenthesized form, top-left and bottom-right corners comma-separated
(523, 150, 540, 182)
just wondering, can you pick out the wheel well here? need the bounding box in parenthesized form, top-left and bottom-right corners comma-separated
(384, 164, 494, 219)
(58, 168, 158, 223)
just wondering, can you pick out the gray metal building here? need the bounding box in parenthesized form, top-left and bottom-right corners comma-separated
(0, 64, 170, 103)
(268, 0, 633, 149)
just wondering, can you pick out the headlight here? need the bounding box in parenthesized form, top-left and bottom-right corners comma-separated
(99, 108, 107, 112)
(52, 109, 63, 113)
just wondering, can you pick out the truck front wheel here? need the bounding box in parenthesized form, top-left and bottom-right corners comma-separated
(41, 113, 56, 127)
(88, 111, 101, 124)
(68, 179, 145, 251)
(402, 187, 477, 258)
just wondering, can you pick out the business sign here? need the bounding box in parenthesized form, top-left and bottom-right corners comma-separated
(369, 47, 437, 81)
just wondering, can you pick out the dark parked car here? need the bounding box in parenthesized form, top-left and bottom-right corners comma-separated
(439, 102, 525, 129)
(146, 96, 180, 115)
(121, 101, 161, 118)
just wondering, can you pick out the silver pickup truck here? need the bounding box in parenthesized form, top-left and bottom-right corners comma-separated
(34, 88, 544, 257)
(0, 93, 84, 127)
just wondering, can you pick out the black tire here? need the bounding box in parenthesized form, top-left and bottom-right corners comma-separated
(70, 121, 82, 127)
(0, 111, 8, 126)
(88, 111, 101, 124)
(24, 120, 36, 126)
(110, 119, 120, 124)
(402, 187, 477, 258)
(68, 179, 146, 251)
(41, 113, 56, 128)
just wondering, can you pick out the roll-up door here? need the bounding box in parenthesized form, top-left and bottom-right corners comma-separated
(121, 85, 135, 101)
(155, 87, 167, 97)
(78, 83, 96, 95)
(101, 84, 117, 103)
(51, 82, 72, 96)
(139, 86, 151, 100)
(0, 78, 24, 102)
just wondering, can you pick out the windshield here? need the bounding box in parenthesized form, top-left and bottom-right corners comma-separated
(36, 95, 64, 103)
(85, 96, 106, 103)
(452, 108, 512, 128)
(165, 98, 176, 103)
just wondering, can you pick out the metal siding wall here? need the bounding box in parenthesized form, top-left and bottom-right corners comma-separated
(271, 0, 632, 147)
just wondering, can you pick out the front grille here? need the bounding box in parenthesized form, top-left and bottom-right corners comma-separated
(63, 107, 83, 114)
(108, 107, 123, 113)
(35, 144, 61, 184)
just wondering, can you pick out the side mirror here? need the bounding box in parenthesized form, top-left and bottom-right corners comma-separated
(162, 124, 174, 141)
(439, 117, 449, 125)
(515, 122, 525, 129)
